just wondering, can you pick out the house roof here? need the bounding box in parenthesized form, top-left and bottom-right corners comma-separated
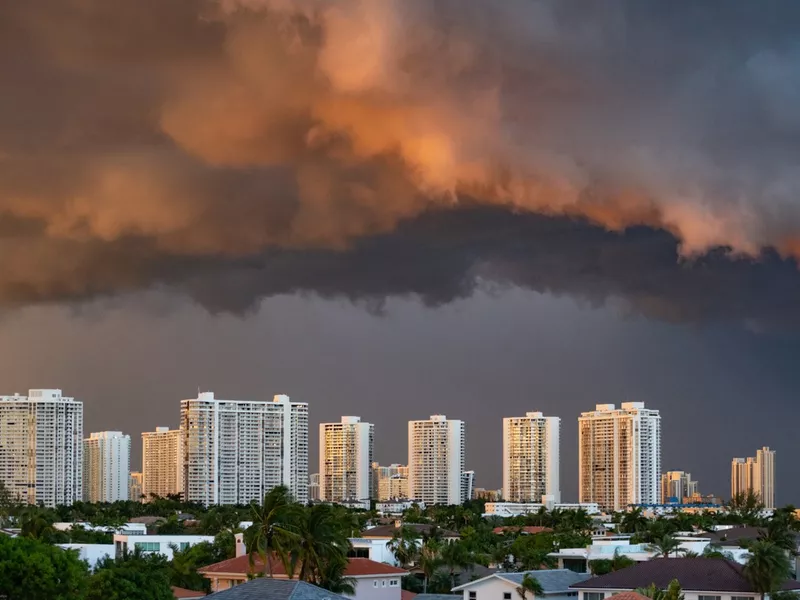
(571, 558, 800, 592)
(401, 591, 418, 600)
(172, 586, 206, 599)
(702, 527, 799, 548)
(361, 524, 460, 539)
(453, 570, 591, 594)
(413, 596, 460, 600)
(206, 578, 350, 600)
(199, 555, 406, 578)
(493, 526, 553, 535)
(605, 593, 650, 600)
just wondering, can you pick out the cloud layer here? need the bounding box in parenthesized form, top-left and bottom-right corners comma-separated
(2, 0, 800, 320)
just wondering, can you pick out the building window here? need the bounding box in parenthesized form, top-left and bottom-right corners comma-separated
(390, 580, 399, 587)
(469, 593, 477, 600)
(134, 542, 160, 552)
(179, 542, 190, 551)
(732, 597, 754, 600)
(374, 582, 379, 588)
(698, 596, 721, 600)
(584, 594, 605, 600)
(504, 594, 512, 600)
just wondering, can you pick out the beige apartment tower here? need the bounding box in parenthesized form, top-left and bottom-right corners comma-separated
(408, 415, 466, 506)
(731, 446, 775, 509)
(319, 416, 374, 502)
(142, 427, 183, 501)
(579, 402, 661, 512)
(503, 412, 561, 503)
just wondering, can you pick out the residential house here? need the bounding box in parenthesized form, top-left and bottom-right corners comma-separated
(205, 578, 349, 599)
(570, 557, 800, 600)
(113, 534, 214, 561)
(353, 523, 460, 566)
(452, 570, 591, 600)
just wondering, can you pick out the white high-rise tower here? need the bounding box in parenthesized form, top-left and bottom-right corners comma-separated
(319, 416, 374, 502)
(408, 415, 466, 506)
(579, 402, 661, 511)
(503, 412, 560, 503)
(83, 431, 131, 502)
(0, 389, 83, 506)
(181, 392, 308, 506)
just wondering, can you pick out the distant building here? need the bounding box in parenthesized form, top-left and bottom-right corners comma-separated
(503, 412, 561, 503)
(579, 403, 661, 511)
(408, 415, 467, 506)
(473, 487, 502, 501)
(660, 471, 697, 504)
(142, 427, 183, 501)
(113, 534, 214, 561)
(83, 431, 131, 502)
(308, 473, 320, 501)
(373, 463, 409, 500)
(129, 471, 143, 502)
(0, 389, 83, 506)
(319, 417, 373, 503)
(462, 470, 475, 501)
(484, 501, 601, 518)
(731, 446, 775, 508)
(181, 392, 308, 505)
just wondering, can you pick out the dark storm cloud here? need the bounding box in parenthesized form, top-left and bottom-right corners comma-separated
(2, 0, 800, 320)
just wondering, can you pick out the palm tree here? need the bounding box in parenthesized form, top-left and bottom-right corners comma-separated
(246, 486, 296, 578)
(620, 507, 649, 535)
(318, 554, 357, 595)
(647, 535, 686, 558)
(729, 491, 765, 526)
(516, 573, 544, 600)
(637, 579, 683, 600)
(388, 526, 420, 568)
(743, 540, 792, 600)
(288, 504, 351, 585)
(418, 538, 443, 593)
(760, 513, 799, 555)
(440, 540, 473, 589)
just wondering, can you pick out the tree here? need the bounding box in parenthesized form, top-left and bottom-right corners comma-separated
(88, 549, 173, 600)
(516, 573, 544, 600)
(619, 507, 649, 535)
(743, 540, 792, 600)
(287, 504, 351, 585)
(702, 545, 735, 560)
(440, 540, 473, 589)
(729, 491, 765, 526)
(637, 579, 683, 600)
(760, 512, 799, 555)
(647, 535, 686, 558)
(418, 538, 443, 593)
(246, 486, 296, 577)
(388, 526, 421, 568)
(169, 535, 234, 593)
(0, 534, 89, 600)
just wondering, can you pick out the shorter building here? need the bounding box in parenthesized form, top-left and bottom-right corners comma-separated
(660, 471, 697, 504)
(731, 447, 775, 509)
(484, 502, 601, 518)
(57, 543, 114, 568)
(570, 557, 800, 600)
(309, 473, 320, 502)
(197, 578, 350, 600)
(113, 534, 213, 561)
(199, 536, 407, 600)
(377, 500, 425, 516)
(452, 570, 590, 600)
(374, 464, 409, 501)
(549, 535, 712, 573)
(55, 522, 148, 536)
(129, 472, 143, 502)
(473, 488, 502, 501)
(354, 523, 460, 566)
(83, 431, 131, 503)
(141, 427, 183, 501)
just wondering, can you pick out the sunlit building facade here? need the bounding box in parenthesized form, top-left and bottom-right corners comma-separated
(731, 446, 775, 509)
(142, 427, 183, 501)
(83, 431, 131, 502)
(319, 416, 374, 502)
(503, 412, 561, 503)
(408, 415, 466, 506)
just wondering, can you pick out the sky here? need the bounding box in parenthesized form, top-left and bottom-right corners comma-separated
(2, 0, 800, 503)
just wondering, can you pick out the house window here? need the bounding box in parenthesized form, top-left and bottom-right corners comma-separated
(469, 593, 477, 600)
(374, 582, 379, 588)
(732, 597, 754, 600)
(584, 593, 605, 600)
(390, 580, 399, 587)
(699, 596, 721, 600)
(504, 593, 512, 600)
(134, 542, 160, 552)
(382, 581, 386, 587)
(179, 542, 190, 551)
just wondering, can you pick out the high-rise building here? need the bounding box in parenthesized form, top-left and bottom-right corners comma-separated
(503, 412, 561, 503)
(308, 473, 320, 501)
(83, 431, 131, 503)
(731, 446, 775, 509)
(129, 471, 144, 502)
(181, 392, 308, 506)
(408, 415, 466, 506)
(578, 402, 661, 511)
(0, 389, 83, 506)
(142, 427, 183, 501)
(660, 471, 698, 504)
(319, 416, 374, 502)
(374, 463, 410, 500)
(462, 470, 475, 501)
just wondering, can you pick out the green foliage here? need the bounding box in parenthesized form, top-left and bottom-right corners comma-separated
(729, 491, 766, 526)
(743, 540, 792, 600)
(636, 579, 683, 600)
(169, 534, 234, 592)
(88, 549, 173, 600)
(0, 535, 89, 600)
(647, 535, 686, 558)
(388, 525, 421, 568)
(516, 573, 544, 599)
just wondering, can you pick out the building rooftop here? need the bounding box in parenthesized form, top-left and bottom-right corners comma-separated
(172, 586, 206, 599)
(206, 578, 349, 600)
(453, 570, 591, 594)
(492, 526, 553, 535)
(571, 558, 800, 592)
(360, 523, 459, 539)
(200, 555, 406, 578)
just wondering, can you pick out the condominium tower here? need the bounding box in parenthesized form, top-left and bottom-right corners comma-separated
(578, 402, 661, 511)
(503, 412, 561, 503)
(373, 463, 410, 500)
(142, 427, 183, 501)
(408, 415, 466, 506)
(129, 471, 143, 502)
(181, 392, 309, 506)
(731, 446, 775, 509)
(0, 389, 83, 506)
(660, 471, 698, 504)
(83, 431, 131, 502)
(319, 416, 374, 502)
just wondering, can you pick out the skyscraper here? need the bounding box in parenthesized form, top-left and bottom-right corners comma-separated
(503, 412, 561, 503)
(319, 416, 374, 502)
(374, 463, 410, 500)
(142, 427, 183, 501)
(579, 402, 661, 511)
(660, 471, 697, 504)
(129, 471, 143, 502)
(408, 415, 466, 506)
(181, 392, 308, 506)
(83, 431, 131, 503)
(731, 446, 775, 509)
(0, 389, 83, 507)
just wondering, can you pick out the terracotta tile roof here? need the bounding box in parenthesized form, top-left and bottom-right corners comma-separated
(401, 590, 418, 600)
(171, 586, 206, 599)
(571, 558, 800, 593)
(492, 526, 553, 535)
(605, 592, 651, 600)
(199, 555, 406, 578)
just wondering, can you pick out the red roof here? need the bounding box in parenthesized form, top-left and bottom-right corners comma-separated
(492, 526, 552, 535)
(199, 555, 407, 578)
(605, 593, 650, 600)
(401, 591, 418, 600)
(171, 586, 205, 599)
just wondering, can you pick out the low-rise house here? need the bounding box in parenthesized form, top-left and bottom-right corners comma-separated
(452, 570, 591, 600)
(113, 534, 214, 560)
(354, 523, 460, 566)
(199, 542, 407, 599)
(205, 578, 349, 599)
(550, 535, 711, 573)
(570, 557, 800, 600)
(377, 501, 426, 517)
(54, 522, 148, 535)
(484, 503, 601, 518)
(58, 543, 115, 568)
